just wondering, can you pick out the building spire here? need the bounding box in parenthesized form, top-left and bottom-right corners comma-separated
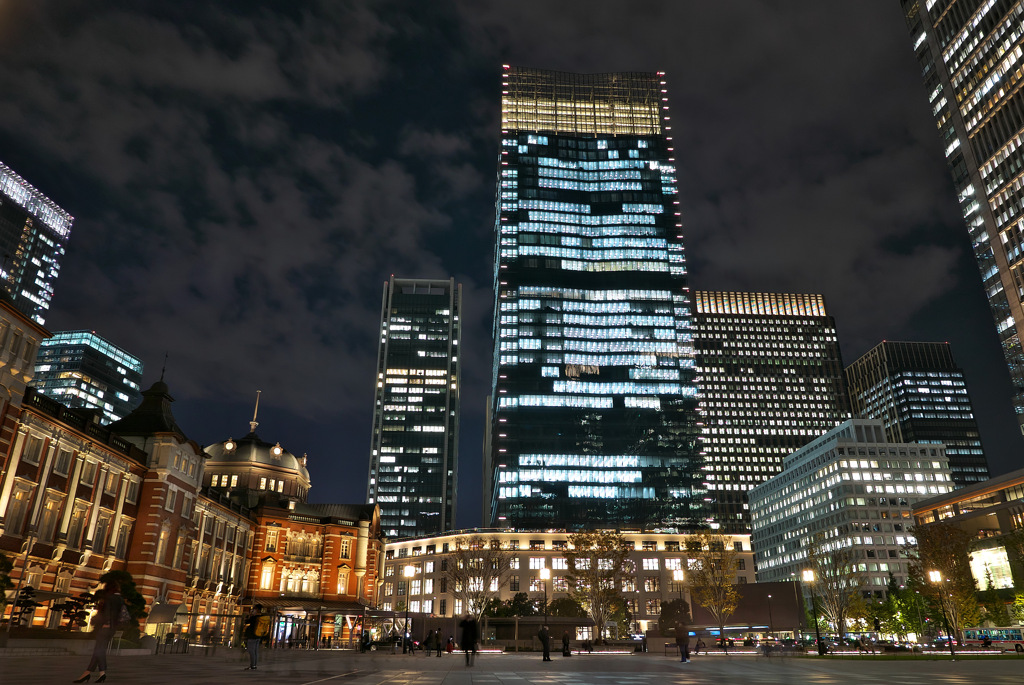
(160, 352, 168, 382)
(249, 390, 261, 434)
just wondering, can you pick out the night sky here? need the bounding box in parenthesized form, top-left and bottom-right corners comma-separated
(0, 2, 1020, 529)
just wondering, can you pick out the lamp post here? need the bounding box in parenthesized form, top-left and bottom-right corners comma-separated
(539, 567, 551, 623)
(928, 570, 956, 660)
(767, 594, 774, 641)
(802, 569, 825, 656)
(403, 565, 415, 653)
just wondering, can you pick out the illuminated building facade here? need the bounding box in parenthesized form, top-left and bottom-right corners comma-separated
(32, 330, 144, 424)
(900, 1, 1024, 429)
(913, 467, 1024, 589)
(749, 419, 954, 598)
(487, 66, 703, 529)
(846, 341, 989, 487)
(381, 529, 754, 638)
(0, 161, 73, 325)
(693, 291, 851, 533)
(368, 277, 461, 539)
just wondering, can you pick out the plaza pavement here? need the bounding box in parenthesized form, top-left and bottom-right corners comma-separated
(2, 647, 1022, 685)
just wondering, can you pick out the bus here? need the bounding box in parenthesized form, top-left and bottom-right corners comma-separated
(961, 627, 1024, 649)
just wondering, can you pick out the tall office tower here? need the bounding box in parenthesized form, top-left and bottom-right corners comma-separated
(0, 161, 73, 325)
(367, 277, 461, 539)
(31, 330, 143, 424)
(487, 66, 703, 530)
(846, 340, 989, 487)
(693, 291, 851, 533)
(900, 2, 1024, 431)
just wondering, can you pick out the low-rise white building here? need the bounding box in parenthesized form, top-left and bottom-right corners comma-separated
(749, 419, 953, 599)
(382, 529, 755, 635)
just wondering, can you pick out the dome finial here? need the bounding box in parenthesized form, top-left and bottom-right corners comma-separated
(249, 390, 262, 434)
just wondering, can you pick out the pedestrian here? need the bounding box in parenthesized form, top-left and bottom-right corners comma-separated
(538, 624, 552, 662)
(73, 579, 126, 683)
(696, 638, 705, 656)
(562, 630, 571, 657)
(446, 636, 455, 653)
(242, 604, 269, 671)
(458, 614, 479, 666)
(423, 629, 435, 655)
(675, 623, 690, 663)
(434, 629, 443, 657)
(210, 624, 220, 656)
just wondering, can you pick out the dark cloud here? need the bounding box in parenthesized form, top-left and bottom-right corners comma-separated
(0, 1, 1017, 526)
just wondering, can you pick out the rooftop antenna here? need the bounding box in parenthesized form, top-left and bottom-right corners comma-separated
(159, 352, 168, 382)
(249, 390, 262, 434)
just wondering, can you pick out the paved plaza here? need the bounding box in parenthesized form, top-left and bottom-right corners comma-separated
(2, 648, 1022, 685)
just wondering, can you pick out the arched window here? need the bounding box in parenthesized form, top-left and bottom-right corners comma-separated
(259, 560, 275, 590)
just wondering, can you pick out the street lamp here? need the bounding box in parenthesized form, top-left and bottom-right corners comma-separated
(802, 569, 825, 656)
(539, 567, 551, 623)
(928, 570, 956, 660)
(672, 569, 685, 604)
(403, 565, 415, 653)
(767, 594, 774, 641)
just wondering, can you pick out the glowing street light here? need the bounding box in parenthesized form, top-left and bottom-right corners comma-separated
(928, 570, 956, 660)
(802, 569, 825, 656)
(403, 565, 415, 653)
(539, 567, 551, 622)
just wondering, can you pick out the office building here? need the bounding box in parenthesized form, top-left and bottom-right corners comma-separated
(381, 529, 754, 638)
(368, 277, 461, 539)
(900, 1, 1024, 429)
(32, 330, 144, 424)
(487, 66, 703, 530)
(749, 419, 954, 598)
(913, 467, 1024, 589)
(846, 341, 989, 487)
(693, 291, 851, 533)
(0, 161, 73, 325)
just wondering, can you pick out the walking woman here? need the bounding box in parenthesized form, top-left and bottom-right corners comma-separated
(73, 579, 125, 682)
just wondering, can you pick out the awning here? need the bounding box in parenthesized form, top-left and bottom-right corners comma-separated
(253, 598, 366, 613)
(147, 603, 187, 624)
(32, 590, 70, 603)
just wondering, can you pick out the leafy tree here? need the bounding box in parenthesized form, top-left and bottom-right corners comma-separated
(605, 594, 632, 638)
(99, 570, 147, 639)
(979, 571, 1012, 627)
(442, 536, 514, 621)
(484, 592, 538, 618)
(0, 552, 13, 615)
(657, 598, 691, 635)
(564, 531, 632, 644)
(547, 596, 586, 618)
(805, 532, 864, 638)
(56, 592, 96, 631)
(687, 531, 740, 640)
(907, 522, 980, 644)
(10, 586, 42, 626)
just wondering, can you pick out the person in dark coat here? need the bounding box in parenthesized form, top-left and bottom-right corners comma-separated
(458, 614, 479, 666)
(434, 629, 443, 657)
(561, 631, 571, 657)
(242, 604, 267, 670)
(73, 579, 126, 683)
(538, 624, 552, 661)
(676, 623, 690, 663)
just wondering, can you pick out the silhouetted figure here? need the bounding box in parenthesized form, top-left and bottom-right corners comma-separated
(459, 614, 479, 666)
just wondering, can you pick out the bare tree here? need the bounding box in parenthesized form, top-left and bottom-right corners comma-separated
(565, 531, 632, 643)
(687, 531, 740, 639)
(442, 535, 514, 620)
(804, 533, 865, 639)
(907, 522, 980, 643)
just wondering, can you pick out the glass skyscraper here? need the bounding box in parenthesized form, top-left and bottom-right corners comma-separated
(367, 276, 461, 539)
(31, 330, 143, 424)
(693, 291, 851, 533)
(900, 1, 1024, 429)
(487, 66, 703, 530)
(846, 340, 989, 487)
(0, 161, 73, 325)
